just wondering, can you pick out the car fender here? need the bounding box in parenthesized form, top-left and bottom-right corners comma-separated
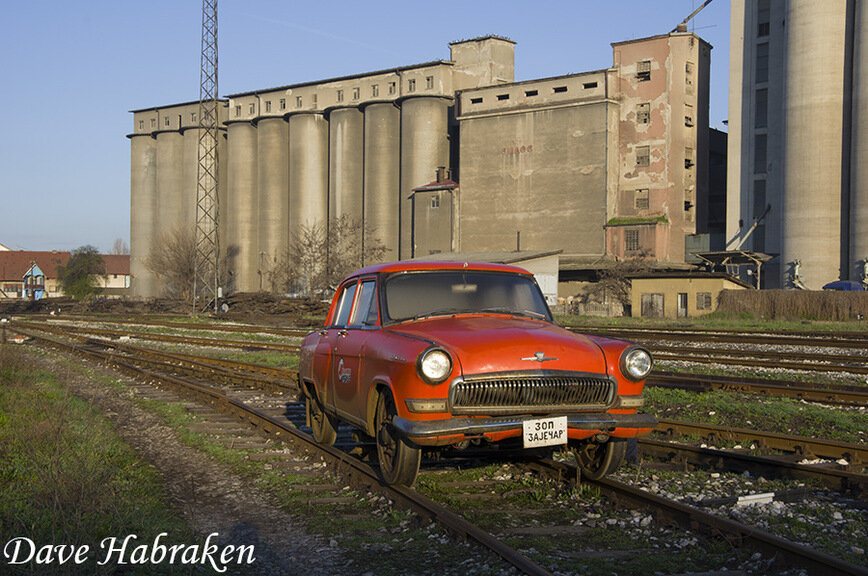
(365, 378, 394, 437)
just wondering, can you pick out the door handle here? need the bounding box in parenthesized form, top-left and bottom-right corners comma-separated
(337, 329, 348, 337)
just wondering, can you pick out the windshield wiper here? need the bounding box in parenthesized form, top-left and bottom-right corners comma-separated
(479, 306, 546, 319)
(410, 307, 464, 321)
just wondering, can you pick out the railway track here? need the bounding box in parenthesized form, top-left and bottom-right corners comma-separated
(11, 322, 868, 575)
(14, 318, 868, 379)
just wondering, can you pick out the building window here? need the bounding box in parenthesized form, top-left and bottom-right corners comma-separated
(165, 117, 170, 127)
(583, 81, 598, 89)
(636, 60, 651, 81)
(636, 103, 650, 124)
(754, 134, 767, 173)
(336, 90, 344, 103)
(696, 292, 712, 311)
(756, 43, 769, 83)
(685, 61, 695, 93)
(431, 196, 440, 208)
(758, 0, 770, 37)
(280, 98, 286, 110)
(249, 103, 255, 114)
(352, 87, 360, 100)
(388, 81, 396, 95)
(312, 94, 318, 106)
(525, 89, 538, 97)
(470, 97, 483, 104)
(634, 189, 650, 210)
(426, 75, 434, 90)
(636, 145, 650, 167)
(755, 88, 768, 128)
(297, 96, 303, 108)
(372, 84, 379, 97)
(151, 118, 156, 128)
(684, 104, 694, 127)
(408, 78, 416, 92)
(753, 179, 767, 220)
(191, 112, 197, 122)
(625, 229, 640, 252)
(139, 120, 144, 130)
(497, 93, 509, 101)
(265, 100, 272, 112)
(553, 86, 568, 93)
(685, 147, 694, 169)
(235, 105, 241, 117)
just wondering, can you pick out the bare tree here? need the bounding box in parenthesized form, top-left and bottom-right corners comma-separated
(111, 238, 129, 255)
(584, 255, 653, 314)
(271, 215, 389, 297)
(145, 227, 196, 301)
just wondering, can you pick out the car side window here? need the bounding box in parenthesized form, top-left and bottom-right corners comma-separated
(332, 282, 357, 327)
(350, 280, 378, 327)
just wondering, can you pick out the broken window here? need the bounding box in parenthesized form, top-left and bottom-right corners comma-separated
(637, 60, 651, 81)
(636, 103, 650, 124)
(636, 145, 650, 167)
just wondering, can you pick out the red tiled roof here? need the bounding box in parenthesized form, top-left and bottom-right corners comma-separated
(0, 251, 130, 280)
(0, 251, 70, 281)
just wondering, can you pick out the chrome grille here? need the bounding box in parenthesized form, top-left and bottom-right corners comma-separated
(450, 372, 616, 415)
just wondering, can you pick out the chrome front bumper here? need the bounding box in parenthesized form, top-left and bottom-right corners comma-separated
(392, 412, 658, 440)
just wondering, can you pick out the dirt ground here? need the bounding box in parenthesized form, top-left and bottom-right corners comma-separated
(0, 293, 331, 327)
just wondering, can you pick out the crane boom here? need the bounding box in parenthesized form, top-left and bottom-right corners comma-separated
(672, 0, 715, 33)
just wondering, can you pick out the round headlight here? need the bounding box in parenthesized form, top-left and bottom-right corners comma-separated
(621, 347, 652, 381)
(417, 348, 452, 384)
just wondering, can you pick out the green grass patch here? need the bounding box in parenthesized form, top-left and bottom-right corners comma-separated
(0, 346, 194, 575)
(646, 387, 868, 444)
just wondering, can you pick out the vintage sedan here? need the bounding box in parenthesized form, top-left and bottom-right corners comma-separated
(298, 261, 656, 486)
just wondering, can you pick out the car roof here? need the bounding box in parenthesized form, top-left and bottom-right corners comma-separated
(346, 260, 533, 279)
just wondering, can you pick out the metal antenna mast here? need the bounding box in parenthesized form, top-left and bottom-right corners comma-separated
(194, 0, 219, 313)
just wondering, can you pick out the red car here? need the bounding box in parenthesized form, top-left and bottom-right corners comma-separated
(299, 261, 656, 486)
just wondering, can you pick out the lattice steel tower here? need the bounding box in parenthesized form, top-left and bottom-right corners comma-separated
(194, 0, 220, 312)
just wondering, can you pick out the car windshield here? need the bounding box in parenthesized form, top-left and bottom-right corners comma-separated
(383, 271, 552, 323)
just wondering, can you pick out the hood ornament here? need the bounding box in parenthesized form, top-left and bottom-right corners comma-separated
(522, 351, 558, 363)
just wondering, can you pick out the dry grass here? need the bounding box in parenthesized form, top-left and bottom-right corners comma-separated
(717, 289, 868, 321)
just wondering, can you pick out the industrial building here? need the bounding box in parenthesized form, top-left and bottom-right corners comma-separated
(130, 31, 712, 297)
(727, 0, 868, 289)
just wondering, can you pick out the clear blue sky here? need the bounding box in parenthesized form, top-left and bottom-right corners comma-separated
(0, 0, 730, 252)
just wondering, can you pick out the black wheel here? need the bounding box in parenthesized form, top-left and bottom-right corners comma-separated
(576, 440, 626, 480)
(306, 389, 337, 446)
(375, 392, 421, 486)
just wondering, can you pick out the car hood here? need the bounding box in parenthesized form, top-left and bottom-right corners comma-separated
(387, 315, 608, 376)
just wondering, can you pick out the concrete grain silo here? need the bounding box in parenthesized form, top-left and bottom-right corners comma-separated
(256, 116, 289, 290)
(852, 0, 868, 283)
(328, 107, 365, 222)
(288, 112, 329, 249)
(129, 133, 157, 297)
(155, 129, 185, 243)
(781, 0, 848, 289)
(182, 125, 201, 229)
(399, 95, 451, 259)
(225, 121, 259, 292)
(363, 101, 401, 259)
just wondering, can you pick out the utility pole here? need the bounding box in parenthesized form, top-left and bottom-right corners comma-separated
(193, 0, 220, 313)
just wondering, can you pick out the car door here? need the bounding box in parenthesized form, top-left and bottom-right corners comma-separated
(332, 278, 379, 420)
(317, 280, 357, 409)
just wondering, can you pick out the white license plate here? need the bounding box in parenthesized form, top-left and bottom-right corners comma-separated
(522, 416, 568, 449)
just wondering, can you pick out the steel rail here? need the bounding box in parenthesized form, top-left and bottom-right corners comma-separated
(568, 325, 868, 349)
(519, 458, 868, 576)
(32, 315, 311, 338)
(648, 371, 868, 405)
(653, 350, 868, 375)
(14, 320, 301, 352)
(12, 325, 554, 576)
(655, 418, 867, 465)
(637, 438, 866, 497)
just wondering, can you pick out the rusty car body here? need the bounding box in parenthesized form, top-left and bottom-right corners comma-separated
(299, 261, 656, 485)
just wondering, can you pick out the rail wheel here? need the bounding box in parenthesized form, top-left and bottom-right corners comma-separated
(375, 391, 420, 486)
(306, 390, 337, 446)
(576, 439, 626, 480)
